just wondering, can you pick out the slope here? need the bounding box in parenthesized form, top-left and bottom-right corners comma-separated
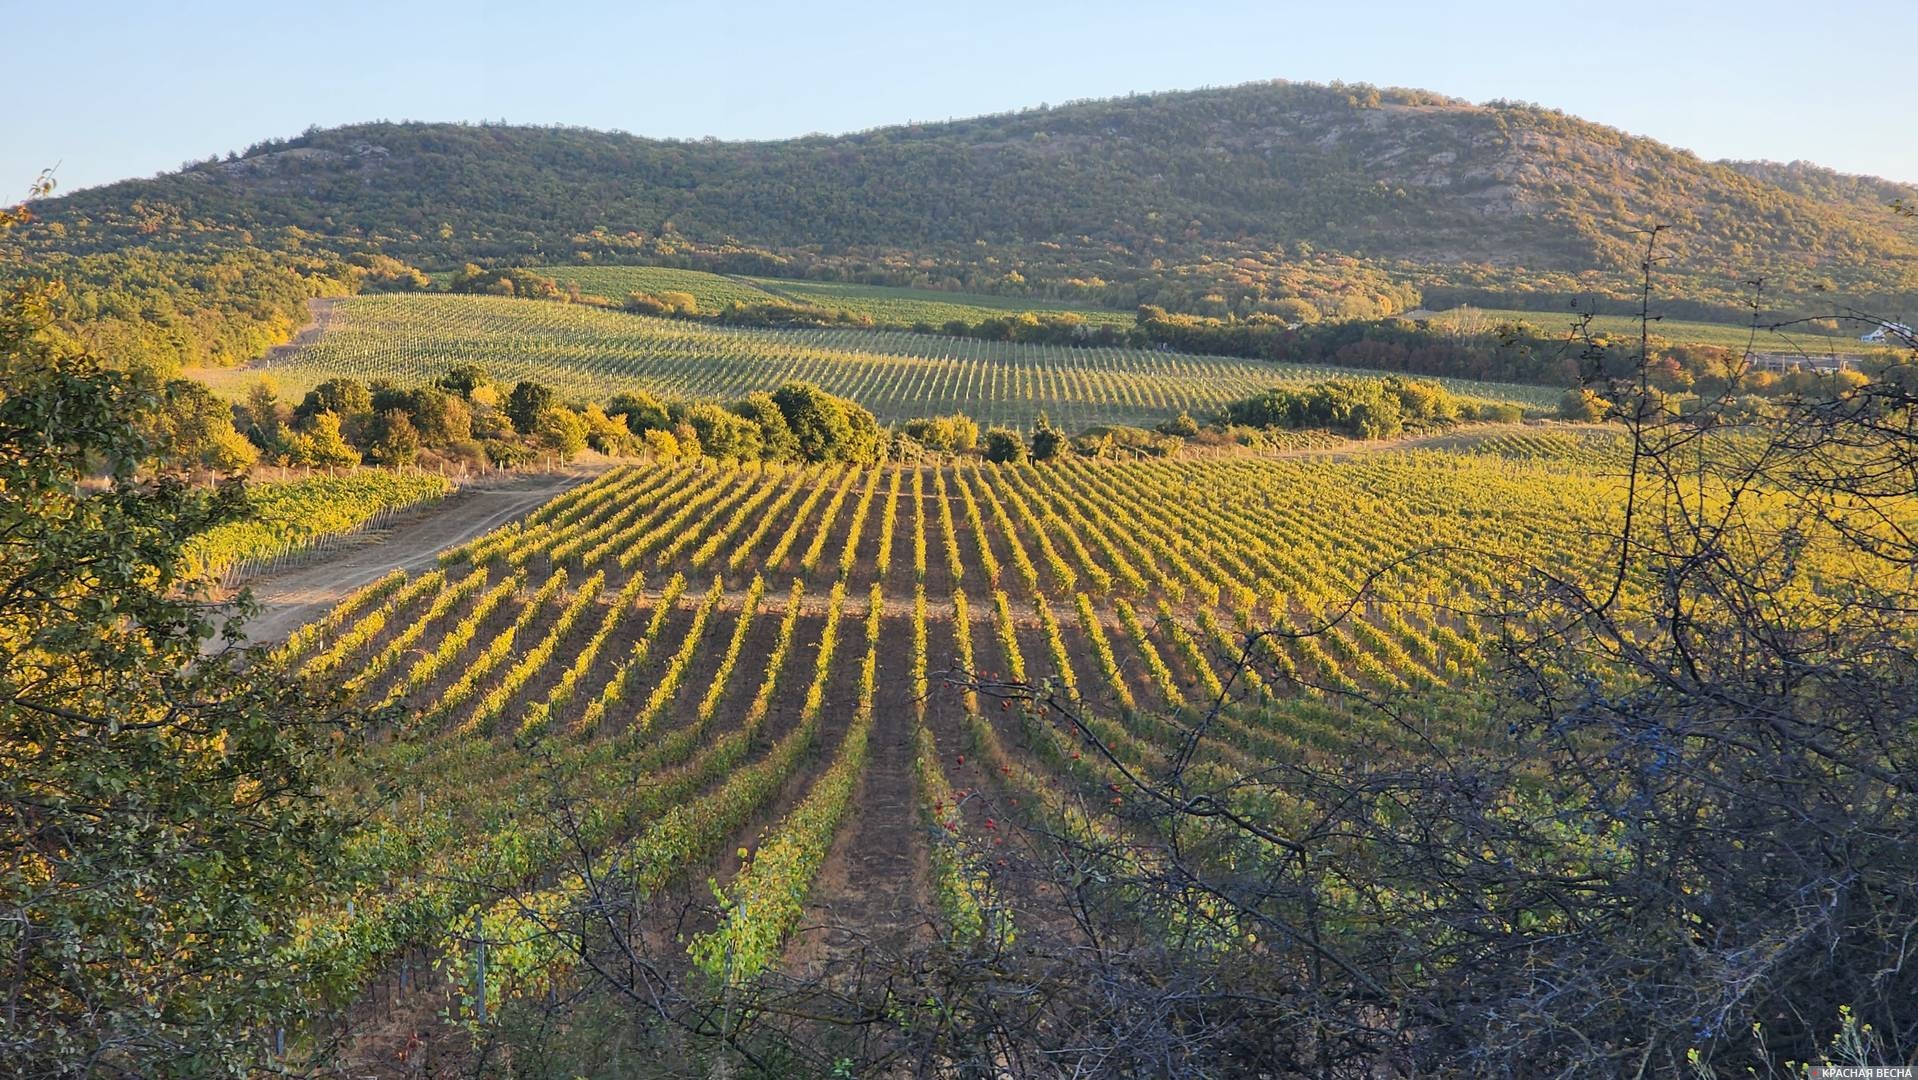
(22, 81, 1918, 324)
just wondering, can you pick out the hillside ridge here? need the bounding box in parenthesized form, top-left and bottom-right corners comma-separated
(18, 79, 1918, 350)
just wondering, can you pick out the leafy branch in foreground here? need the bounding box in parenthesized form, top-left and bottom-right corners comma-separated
(1, 193, 360, 1075)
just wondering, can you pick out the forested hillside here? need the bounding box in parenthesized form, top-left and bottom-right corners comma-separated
(9, 80, 1916, 380)
(26, 81, 1918, 319)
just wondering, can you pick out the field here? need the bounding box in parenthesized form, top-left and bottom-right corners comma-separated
(742, 276, 1136, 328)
(532, 265, 779, 311)
(182, 470, 453, 582)
(1429, 304, 1894, 356)
(280, 429, 1632, 1018)
(204, 294, 1558, 428)
(532, 264, 1132, 328)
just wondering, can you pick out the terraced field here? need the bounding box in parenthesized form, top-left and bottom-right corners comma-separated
(206, 294, 1558, 428)
(280, 435, 1631, 1022)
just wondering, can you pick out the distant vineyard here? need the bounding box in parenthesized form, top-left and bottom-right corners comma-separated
(534, 264, 1130, 328)
(1428, 304, 1894, 356)
(534, 265, 778, 311)
(741, 276, 1135, 328)
(280, 439, 1629, 1013)
(206, 294, 1556, 428)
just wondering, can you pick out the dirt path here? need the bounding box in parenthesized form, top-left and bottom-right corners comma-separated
(261, 297, 338, 365)
(225, 467, 603, 646)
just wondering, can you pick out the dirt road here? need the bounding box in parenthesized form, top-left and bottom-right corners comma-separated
(225, 467, 601, 646)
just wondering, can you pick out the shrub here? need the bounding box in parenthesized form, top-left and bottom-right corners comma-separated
(608, 390, 672, 433)
(982, 426, 1027, 463)
(483, 438, 533, 467)
(1558, 387, 1611, 421)
(641, 428, 681, 460)
(534, 408, 589, 462)
(903, 413, 981, 454)
(1029, 413, 1067, 461)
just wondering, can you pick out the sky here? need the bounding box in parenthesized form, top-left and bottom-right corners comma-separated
(3, 0, 1915, 197)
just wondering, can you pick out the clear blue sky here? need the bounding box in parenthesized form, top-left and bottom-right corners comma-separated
(4, 0, 1914, 196)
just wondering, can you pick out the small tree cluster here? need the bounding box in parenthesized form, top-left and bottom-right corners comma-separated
(1227, 375, 1478, 438)
(602, 381, 882, 465)
(902, 413, 981, 454)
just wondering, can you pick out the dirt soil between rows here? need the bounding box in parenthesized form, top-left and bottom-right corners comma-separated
(222, 466, 606, 647)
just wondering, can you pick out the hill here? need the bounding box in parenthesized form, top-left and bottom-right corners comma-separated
(23, 81, 1918, 325)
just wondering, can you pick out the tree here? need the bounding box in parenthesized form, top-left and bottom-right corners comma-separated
(242, 377, 286, 451)
(671, 421, 703, 458)
(1270, 296, 1319, 324)
(150, 379, 259, 473)
(641, 427, 682, 460)
(348, 252, 430, 292)
(904, 413, 980, 453)
(683, 402, 762, 460)
(1310, 378, 1403, 438)
(451, 265, 559, 299)
(1559, 386, 1610, 421)
(733, 391, 798, 460)
(286, 410, 361, 467)
(0, 190, 355, 1074)
(608, 390, 671, 434)
(770, 381, 881, 463)
(403, 386, 472, 444)
(294, 376, 371, 423)
(506, 379, 557, 434)
(981, 425, 1027, 463)
(1156, 410, 1201, 438)
(367, 408, 421, 466)
(1227, 379, 1408, 438)
(535, 406, 589, 462)
(580, 402, 638, 455)
(435, 362, 493, 400)
(841, 403, 884, 464)
(1029, 412, 1067, 460)
(624, 291, 675, 317)
(1385, 376, 1460, 421)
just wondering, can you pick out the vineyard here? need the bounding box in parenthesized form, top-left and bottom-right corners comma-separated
(1430, 304, 1897, 355)
(533, 264, 1132, 328)
(740, 276, 1136, 328)
(530, 266, 779, 311)
(202, 294, 1557, 428)
(278, 434, 1639, 1032)
(182, 470, 454, 582)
